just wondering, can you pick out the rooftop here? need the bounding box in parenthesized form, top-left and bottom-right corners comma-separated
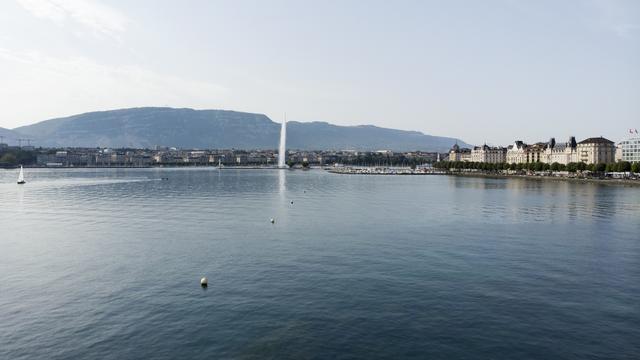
(578, 137, 614, 145)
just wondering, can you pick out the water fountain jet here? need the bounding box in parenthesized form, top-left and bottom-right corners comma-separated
(278, 116, 287, 168)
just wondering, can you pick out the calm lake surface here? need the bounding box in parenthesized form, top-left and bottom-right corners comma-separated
(1, 168, 639, 359)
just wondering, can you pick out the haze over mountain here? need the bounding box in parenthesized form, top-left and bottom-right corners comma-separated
(12, 107, 469, 151)
(0, 127, 25, 143)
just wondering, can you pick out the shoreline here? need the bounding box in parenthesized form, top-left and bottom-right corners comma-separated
(326, 167, 640, 187)
(446, 172, 640, 187)
(1, 165, 292, 170)
(4, 166, 639, 186)
(0, 165, 315, 171)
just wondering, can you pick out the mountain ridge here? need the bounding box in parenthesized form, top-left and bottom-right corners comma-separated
(11, 107, 470, 151)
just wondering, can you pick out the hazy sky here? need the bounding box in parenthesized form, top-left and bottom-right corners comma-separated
(0, 0, 638, 145)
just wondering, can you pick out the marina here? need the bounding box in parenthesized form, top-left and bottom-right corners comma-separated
(327, 166, 445, 175)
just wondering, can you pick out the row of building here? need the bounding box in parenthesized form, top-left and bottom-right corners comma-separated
(34, 149, 306, 167)
(26, 148, 439, 167)
(449, 135, 640, 165)
(4, 135, 638, 168)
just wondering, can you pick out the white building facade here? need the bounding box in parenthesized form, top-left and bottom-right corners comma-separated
(617, 137, 640, 163)
(546, 137, 578, 165)
(448, 144, 472, 162)
(471, 145, 507, 163)
(576, 137, 616, 164)
(506, 141, 528, 164)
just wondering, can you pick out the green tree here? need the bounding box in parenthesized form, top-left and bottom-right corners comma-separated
(618, 161, 631, 172)
(605, 163, 614, 172)
(610, 162, 619, 172)
(534, 162, 544, 171)
(631, 162, 640, 174)
(595, 163, 606, 172)
(0, 153, 17, 165)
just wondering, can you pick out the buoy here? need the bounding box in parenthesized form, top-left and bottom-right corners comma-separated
(200, 277, 208, 287)
(290, 201, 294, 205)
(270, 218, 275, 224)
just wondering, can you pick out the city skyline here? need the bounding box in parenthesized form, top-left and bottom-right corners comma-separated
(0, 0, 639, 145)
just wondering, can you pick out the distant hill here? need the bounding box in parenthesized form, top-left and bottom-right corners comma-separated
(0, 127, 25, 145)
(13, 107, 469, 151)
(286, 121, 467, 152)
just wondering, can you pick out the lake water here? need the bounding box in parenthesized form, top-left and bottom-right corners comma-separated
(1, 168, 639, 359)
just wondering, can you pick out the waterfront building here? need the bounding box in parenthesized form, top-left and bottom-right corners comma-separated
(471, 144, 507, 163)
(526, 142, 548, 163)
(187, 151, 208, 165)
(546, 137, 578, 165)
(576, 137, 616, 164)
(460, 150, 472, 162)
(506, 141, 528, 164)
(617, 136, 640, 163)
(37, 151, 90, 167)
(449, 143, 472, 162)
(505, 136, 612, 165)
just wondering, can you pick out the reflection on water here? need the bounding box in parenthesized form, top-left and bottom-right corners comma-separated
(0, 169, 639, 360)
(447, 175, 633, 223)
(278, 168, 286, 197)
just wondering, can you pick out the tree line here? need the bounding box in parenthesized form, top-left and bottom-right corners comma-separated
(433, 161, 640, 173)
(0, 149, 37, 168)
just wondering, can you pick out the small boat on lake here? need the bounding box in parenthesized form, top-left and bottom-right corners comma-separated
(17, 165, 26, 184)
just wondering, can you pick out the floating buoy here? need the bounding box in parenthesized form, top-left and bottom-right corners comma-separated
(290, 201, 294, 205)
(200, 277, 208, 287)
(270, 218, 275, 224)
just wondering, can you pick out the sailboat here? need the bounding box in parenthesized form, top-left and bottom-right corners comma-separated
(17, 165, 26, 184)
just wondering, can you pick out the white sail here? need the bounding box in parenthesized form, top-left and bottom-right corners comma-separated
(17, 166, 25, 183)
